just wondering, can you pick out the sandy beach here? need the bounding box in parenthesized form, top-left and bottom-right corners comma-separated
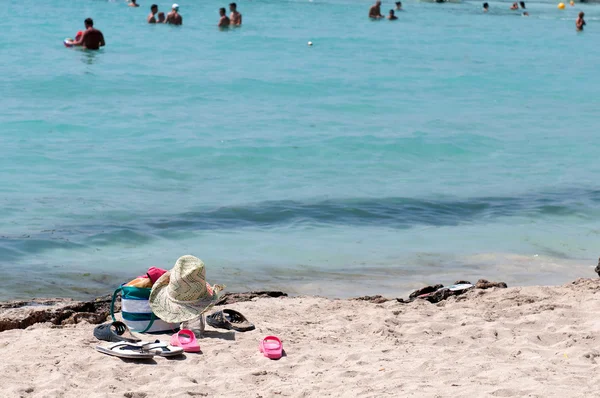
(1, 279, 600, 397)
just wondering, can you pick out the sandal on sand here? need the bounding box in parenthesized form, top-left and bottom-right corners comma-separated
(170, 329, 201, 353)
(138, 340, 184, 357)
(259, 336, 283, 360)
(447, 283, 474, 292)
(96, 342, 154, 359)
(206, 309, 255, 332)
(93, 321, 141, 343)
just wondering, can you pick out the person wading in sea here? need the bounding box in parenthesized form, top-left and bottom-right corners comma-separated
(576, 11, 586, 31)
(148, 4, 159, 23)
(218, 8, 231, 27)
(71, 18, 105, 50)
(369, 1, 384, 18)
(165, 3, 183, 25)
(229, 3, 242, 26)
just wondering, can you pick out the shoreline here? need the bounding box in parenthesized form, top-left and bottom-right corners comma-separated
(2, 252, 595, 303)
(0, 277, 510, 332)
(1, 278, 600, 397)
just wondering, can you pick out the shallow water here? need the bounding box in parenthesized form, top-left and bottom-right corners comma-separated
(1, 0, 599, 300)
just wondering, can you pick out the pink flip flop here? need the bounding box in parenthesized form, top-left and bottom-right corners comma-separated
(170, 329, 200, 353)
(259, 336, 283, 359)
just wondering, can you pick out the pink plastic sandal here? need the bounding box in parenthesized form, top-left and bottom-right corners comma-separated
(259, 336, 283, 359)
(170, 329, 200, 353)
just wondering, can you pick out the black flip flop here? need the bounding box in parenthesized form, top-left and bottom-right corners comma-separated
(206, 309, 255, 332)
(93, 321, 141, 343)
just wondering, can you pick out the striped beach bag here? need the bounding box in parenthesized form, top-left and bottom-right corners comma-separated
(110, 285, 179, 333)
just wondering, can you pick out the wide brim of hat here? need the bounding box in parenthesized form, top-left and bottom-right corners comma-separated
(149, 271, 224, 324)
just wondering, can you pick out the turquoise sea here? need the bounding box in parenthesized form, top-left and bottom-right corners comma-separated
(1, 0, 599, 300)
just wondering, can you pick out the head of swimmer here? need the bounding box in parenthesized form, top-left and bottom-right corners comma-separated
(483, 2, 489, 10)
(220, 7, 226, 16)
(395, 1, 402, 9)
(375, 0, 381, 5)
(389, 9, 395, 16)
(84, 18, 94, 29)
(229, 2, 237, 11)
(157, 12, 165, 22)
(579, 11, 585, 17)
(151, 4, 158, 14)
(519, 1, 525, 8)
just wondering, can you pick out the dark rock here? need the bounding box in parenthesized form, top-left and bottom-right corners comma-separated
(0, 291, 291, 332)
(215, 291, 288, 306)
(0, 295, 117, 332)
(475, 279, 508, 289)
(454, 280, 472, 285)
(409, 284, 444, 300)
(595, 258, 600, 277)
(423, 288, 453, 304)
(352, 295, 390, 304)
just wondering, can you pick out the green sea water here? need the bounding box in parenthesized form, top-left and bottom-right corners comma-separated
(1, 0, 599, 299)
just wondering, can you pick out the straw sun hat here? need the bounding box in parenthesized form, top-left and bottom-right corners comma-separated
(149, 255, 225, 323)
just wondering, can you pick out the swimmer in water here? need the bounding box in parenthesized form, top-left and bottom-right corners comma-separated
(510, 2, 518, 9)
(129, 0, 139, 7)
(157, 12, 165, 23)
(519, 1, 526, 8)
(165, 3, 183, 25)
(148, 4, 158, 23)
(71, 18, 105, 50)
(229, 3, 242, 26)
(395, 1, 402, 10)
(483, 2, 489, 12)
(576, 11, 586, 31)
(388, 9, 398, 19)
(522, 11, 529, 16)
(218, 7, 230, 27)
(369, 1, 384, 18)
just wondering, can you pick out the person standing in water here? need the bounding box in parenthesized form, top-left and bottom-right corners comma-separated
(218, 8, 230, 27)
(229, 3, 242, 26)
(369, 1, 384, 18)
(129, 0, 140, 7)
(165, 3, 183, 25)
(157, 12, 165, 23)
(387, 9, 398, 19)
(71, 18, 105, 50)
(510, 2, 518, 9)
(483, 2, 489, 11)
(576, 11, 586, 31)
(395, 1, 402, 10)
(519, 1, 526, 8)
(148, 4, 158, 23)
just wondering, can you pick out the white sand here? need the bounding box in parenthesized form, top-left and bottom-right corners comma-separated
(2, 279, 600, 397)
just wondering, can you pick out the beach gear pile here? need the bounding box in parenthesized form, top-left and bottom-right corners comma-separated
(94, 255, 282, 360)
